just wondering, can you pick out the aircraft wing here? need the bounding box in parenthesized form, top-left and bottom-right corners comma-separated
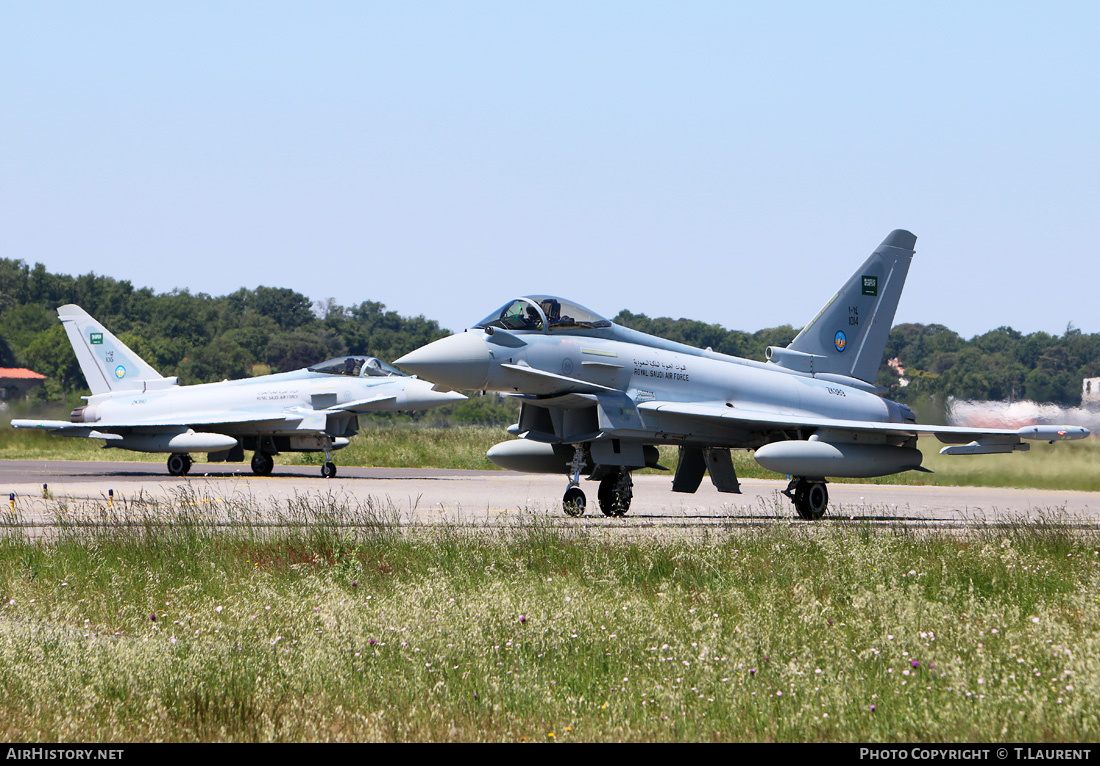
(500, 364, 617, 395)
(635, 401, 1089, 453)
(9, 420, 126, 440)
(12, 411, 303, 433)
(325, 395, 398, 413)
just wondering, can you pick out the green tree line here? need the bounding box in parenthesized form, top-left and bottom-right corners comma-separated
(613, 311, 1100, 408)
(2, 259, 1097, 418)
(0, 260, 451, 404)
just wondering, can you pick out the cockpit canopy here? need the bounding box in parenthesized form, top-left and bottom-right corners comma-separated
(474, 295, 612, 333)
(308, 356, 406, 378)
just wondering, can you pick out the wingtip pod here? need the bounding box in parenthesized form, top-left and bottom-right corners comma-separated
(1017, 425, 1090, 441)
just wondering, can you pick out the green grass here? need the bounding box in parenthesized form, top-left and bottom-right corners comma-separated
(2, 492, 1100, 741)
(2, 423, 1098, 492)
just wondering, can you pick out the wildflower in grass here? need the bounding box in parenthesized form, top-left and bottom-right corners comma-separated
(912, 660, 919, 668)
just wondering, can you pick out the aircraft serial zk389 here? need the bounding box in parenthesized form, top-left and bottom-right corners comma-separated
(12, 305, 465, 477)
(395, 230, 1090, 519)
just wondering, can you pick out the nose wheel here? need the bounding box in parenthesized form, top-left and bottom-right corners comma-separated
(320, 436, 337, 478)
(563, 486, 586, 516)
(561, 444, 589, 516)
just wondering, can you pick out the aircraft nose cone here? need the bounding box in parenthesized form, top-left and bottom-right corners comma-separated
(394, 332, 491, 391)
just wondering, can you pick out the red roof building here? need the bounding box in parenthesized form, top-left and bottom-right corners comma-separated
(0, 368, 46, 400)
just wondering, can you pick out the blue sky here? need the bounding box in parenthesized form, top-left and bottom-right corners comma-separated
(3, 2, 1097, 340)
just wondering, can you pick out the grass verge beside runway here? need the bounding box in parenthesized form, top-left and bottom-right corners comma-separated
(1, 490, 1099, 741)
(2, 424, 1098, 492)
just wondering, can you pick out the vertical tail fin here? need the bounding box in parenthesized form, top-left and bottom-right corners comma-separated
(57, 305, 164, 394)
(785, 230, 916, 383)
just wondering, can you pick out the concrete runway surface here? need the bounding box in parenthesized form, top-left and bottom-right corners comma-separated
(1, 459, 1098, 530)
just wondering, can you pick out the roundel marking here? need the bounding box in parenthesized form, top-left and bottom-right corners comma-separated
(834, 331, 847, 353)
(114, 365, 127, 379)
(562, 358, 574, 376)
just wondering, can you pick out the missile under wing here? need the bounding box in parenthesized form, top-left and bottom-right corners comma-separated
(394, 230, 1090, 519)
(12, 305, 465, 477)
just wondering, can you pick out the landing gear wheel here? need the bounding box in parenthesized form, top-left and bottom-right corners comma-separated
(251, 452, 274, 476)
(598, 472, 632, 517)
(563, 486, 586, 517)
(321, 461, 337, 479)
(793, 479, 829, 520)
(167, 453, 192, 477)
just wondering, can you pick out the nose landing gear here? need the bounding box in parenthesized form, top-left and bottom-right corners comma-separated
(320, 436, 337, 478)
(562, 444, 588, 516)
(559, 445, 634, 518)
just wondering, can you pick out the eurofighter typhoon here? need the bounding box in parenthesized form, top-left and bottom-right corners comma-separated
(395, 231, 1090, 519)
(12, 305, 465, 477)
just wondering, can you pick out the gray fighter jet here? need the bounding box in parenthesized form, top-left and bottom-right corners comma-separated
(12, 305, 465, 477)
(394, 230, 1089, 519)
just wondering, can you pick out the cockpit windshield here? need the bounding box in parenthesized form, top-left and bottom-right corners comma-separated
(532, 296, 612, 331)
(474, 295, 611, 333)
(308, 356, 406, 378)
(475, 298, 546, 331)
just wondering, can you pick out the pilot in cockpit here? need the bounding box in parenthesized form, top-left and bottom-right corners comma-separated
(540, 298, 572, 327)
(540, 299, 560, 325)
(525, 305, 542, 329)
(344, 357, 363, 376)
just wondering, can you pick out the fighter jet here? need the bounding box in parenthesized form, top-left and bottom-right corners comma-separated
(12, 305, 465, 477)
(394, 230, 1090, 519)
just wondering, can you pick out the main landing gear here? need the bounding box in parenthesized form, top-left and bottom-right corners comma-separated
(783, 477, 829, 520)
(251, 436, 337, 478)
(251, 452, 274, 476)
(560, 445, 633, 518)
(597, 468, 633, 517)
(167, 453, 192, 477)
